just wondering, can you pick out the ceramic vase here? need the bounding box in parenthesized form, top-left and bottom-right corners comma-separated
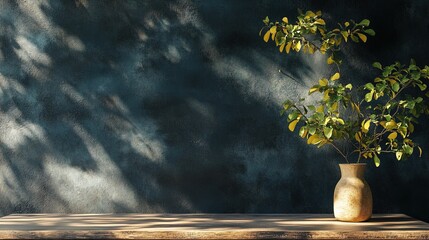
(334, 163, 372, 222)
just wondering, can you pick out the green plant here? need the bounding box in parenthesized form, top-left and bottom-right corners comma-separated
(260, 10, 429, 166)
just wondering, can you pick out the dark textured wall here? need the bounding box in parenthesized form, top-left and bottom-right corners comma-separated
(0, 0, 428, 221)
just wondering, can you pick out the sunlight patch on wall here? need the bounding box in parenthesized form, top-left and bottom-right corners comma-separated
(0, 74, 26, 98)
(64, 35, 85, 52)
(0, 153, 23, 204)
(0, 112, 46, 150)
(14, 36, 52, 66)
(43, 123, 140, 212)
(60, 83, 92, 110)
(16, 0, 85, 52)
(102, 96, 165, 163)
(164, 45, 181, 63)
(212, 52, 300, 106)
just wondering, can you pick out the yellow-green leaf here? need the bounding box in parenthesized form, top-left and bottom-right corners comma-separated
(288, 119, 299, 132)
(285, 41, 292, 54)
(341, 31, 348, 42)
(263, 30, 270, 42)
(396, 151, 403, 161)
(408, 123, 415, 133)
(373, 154, 380, 167)
(344, 21, 350, 27)
(306, 10, 316, 17)
(316, 105, 324, 113)
(307, 134, 323, 145)
(299, 127, 308, 138)
(282, 17, 288, 23)
(365, 91, 373, 102)
(357, 33, 367, 42)
(319, 78, 328, 86)
(323, 127, 333, 139)
(327, 55, 334, 64)
(323, 91, 330, 101)
(398, 126, 407, 138)
(330, 72, 340, 81)
(353, 102, 361, 114)
(418, 146, 423, 157)
(355, 132, 362, 142)
(385, 120, 397, 130)
(335, 118, 345, 125)
(315, 18, 326, 25)
(279, 42, 285, 52)
(388, 132, 397, 140)
(309, 87, 319, 94)
(361, 119, 371, 133)
(269, 26, 277, 34)
(331, 102, 338, 111)
(295, 41, 302, 51)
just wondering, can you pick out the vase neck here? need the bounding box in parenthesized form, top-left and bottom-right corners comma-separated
(339, 164, 366, 178)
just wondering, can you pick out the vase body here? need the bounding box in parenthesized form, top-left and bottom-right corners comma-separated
(334, 163, 372, 222)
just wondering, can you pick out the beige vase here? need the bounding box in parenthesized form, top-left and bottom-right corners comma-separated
(333, 163, 372, 222)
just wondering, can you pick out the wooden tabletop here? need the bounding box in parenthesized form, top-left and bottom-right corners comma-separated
(0, 214, 428, 239)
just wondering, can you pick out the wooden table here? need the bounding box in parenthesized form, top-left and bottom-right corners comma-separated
(0, 214, 428, 239)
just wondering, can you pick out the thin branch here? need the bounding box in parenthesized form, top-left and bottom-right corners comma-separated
(329, 142, 349, 163)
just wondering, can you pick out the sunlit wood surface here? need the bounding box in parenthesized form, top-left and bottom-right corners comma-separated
(0, 214, 428, 239)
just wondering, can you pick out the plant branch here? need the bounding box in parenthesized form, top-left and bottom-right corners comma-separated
(329, 141, 349, 163)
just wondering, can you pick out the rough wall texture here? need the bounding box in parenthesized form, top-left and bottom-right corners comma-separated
(0, 0, 428, 221)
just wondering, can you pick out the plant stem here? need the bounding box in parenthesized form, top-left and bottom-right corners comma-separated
(330, 142, 349, 163)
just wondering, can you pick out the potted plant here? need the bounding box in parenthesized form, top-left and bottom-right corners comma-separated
(260, 10, 429, 222)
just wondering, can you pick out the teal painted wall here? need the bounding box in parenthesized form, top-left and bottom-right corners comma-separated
(0, 0, 428, 221)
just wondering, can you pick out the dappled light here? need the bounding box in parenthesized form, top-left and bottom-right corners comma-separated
(0, 0, 428, 221)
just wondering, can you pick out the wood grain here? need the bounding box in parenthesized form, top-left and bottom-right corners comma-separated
(0, 214, 428, 239)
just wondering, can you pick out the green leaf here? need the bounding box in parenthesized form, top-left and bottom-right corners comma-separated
(323, 127, 333, 139)
(263, 16, 270, 25)
(288, 111, 299, 121)
(364, 83, 375, 90)
(417, 83, 427, 91)
(365, 91, 373, 102)
(372, 62, 382, 70)
(373, 154, 380, 167)
(350, 34, 359, 42)
(392, 82, 400, 92)
(403, 145, 414, 155)
(283, 101, 292, 110)
(364, 29, 376, 36)
(308, 126, 317, 135)
(359, 19, 370, 26)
